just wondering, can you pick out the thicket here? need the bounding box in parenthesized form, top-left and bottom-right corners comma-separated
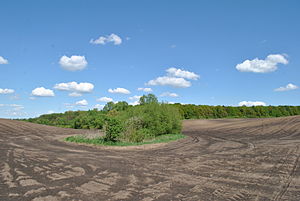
(24, 94, 300, 142)
(118, 102, 182, 142)
(25, 94, 182, 142)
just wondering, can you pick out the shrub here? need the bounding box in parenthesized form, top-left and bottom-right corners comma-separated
(103, 117, 124, 142)
(128, 129, 149, 142)
(121, 102, 182, 139)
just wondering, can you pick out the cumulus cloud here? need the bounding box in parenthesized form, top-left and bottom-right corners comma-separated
(54, 82, 94, 94)
(147, 76, 191, 88)
(0, 56, 8, 64)
(75, 99, 88, 106)
(166, 67, 199, 80)
(236, 54, 288, 73)
(31, 87, 55, 97)
(160, 92, 179, 97)
(90, 33, 122, 45)
(94, 104, 105, 110)
(129, 100, 140, 106)
(108, 88, 131, 94)
(274, 83, 298, 92)
(137, 87, 152, 92)
(97, 97, 113, 102)
(59, 55, 88, 71)
(238, 101, 267, 107)
(68, 92, 82, 97)
(0, 88, 14, 94)
(129, 95, 141, 100)
(146, 67, 198, 88)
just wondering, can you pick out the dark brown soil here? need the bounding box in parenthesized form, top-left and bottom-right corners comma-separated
(1, 116, 300, 201)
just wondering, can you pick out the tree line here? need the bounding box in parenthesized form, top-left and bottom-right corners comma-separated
(23, 94, 300, 132)
(173, 104, 300, 119)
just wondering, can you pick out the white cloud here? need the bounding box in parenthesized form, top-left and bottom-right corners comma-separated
(129, 100, 140, 106)
(47, 110, 55, 114)
(274, 83, 298, 92)
(75, 99, 88, 106)
(238, 101, 267, 107)
(94, 104, 105, 110)
(166, 67, 199, 80)
(68, 92, 82, 97)
(90, 33, 122, 45)
(160, 92, 179, 97)
(147, 76, 191, 88)
(0, 56, 8, 64)
(236, 54, 288, 73)
(0, 88, 14, 94)
(137, 87, 152, 92)
(108, 88, 131, 94)
(0, 104, 24, 111)
(54, 82, 94, 94)
(31, 87, 55, 97)
(59, 55, 88, 71)
(97, 97, 113, 102)
(129, 95, 141, 100)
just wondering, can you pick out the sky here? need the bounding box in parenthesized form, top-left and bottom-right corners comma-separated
(0, 0, 300, 118)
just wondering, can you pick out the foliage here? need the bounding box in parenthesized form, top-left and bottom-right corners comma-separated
(118, 102, 182, 142)
(173, 104, 300, 119)
(103, 117, 123, 142)
(25, 109, 106, 129)
(139, 94, 158, 105)
(65, 133, 186, 146)
(23, 94, 300, 144)
(103, 101, 130, 112)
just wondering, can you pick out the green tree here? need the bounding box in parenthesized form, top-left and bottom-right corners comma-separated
(139, 94, 158, 105)
(103, 101, 115, 112)
(114, 101, 129, 111)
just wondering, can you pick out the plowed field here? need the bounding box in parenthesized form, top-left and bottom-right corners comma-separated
(1, 116, 300, 201)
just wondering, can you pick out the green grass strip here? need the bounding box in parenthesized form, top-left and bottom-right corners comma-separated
(65, 133, 186, 147)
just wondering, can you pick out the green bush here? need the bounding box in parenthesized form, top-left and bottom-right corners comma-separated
(122, 117, 145, 142)
(103, 117, 124, 142)
(121, 102, 182, 139)
(128, 129, 148, 142)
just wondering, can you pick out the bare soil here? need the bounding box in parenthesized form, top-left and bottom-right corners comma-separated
(1, 116, 300, 201)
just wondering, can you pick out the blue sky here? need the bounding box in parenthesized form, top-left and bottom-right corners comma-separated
(0, 0, 300, 118)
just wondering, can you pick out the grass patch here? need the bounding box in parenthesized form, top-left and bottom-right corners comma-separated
(64, 133, 186, 147)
